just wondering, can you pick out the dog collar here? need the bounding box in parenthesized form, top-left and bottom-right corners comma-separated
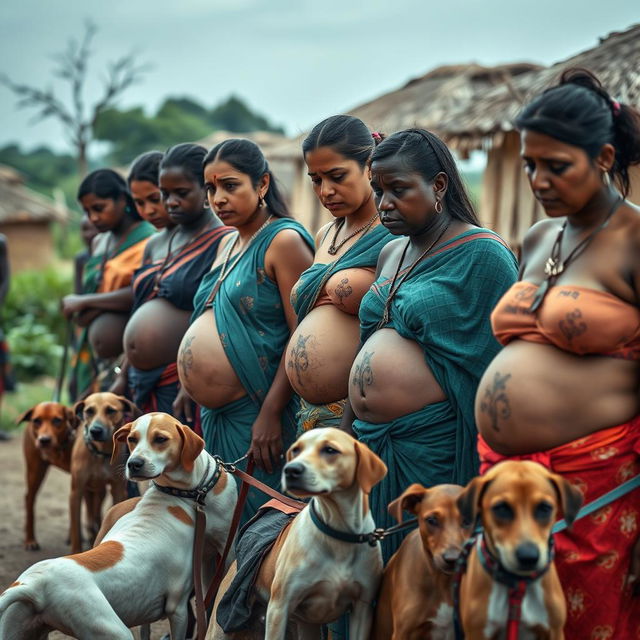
(83, 427, 111, 459)
(153, 459, 222, 508)
(308, 501, 383, 546)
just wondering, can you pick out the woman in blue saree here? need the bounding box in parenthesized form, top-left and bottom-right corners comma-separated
(344, 129, 518, 561)
(178, 139, 313, 520)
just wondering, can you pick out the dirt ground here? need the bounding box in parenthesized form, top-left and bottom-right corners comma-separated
(0, 430, 170, 639)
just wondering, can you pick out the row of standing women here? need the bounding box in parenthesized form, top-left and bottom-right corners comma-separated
(61, 68, 640, 638)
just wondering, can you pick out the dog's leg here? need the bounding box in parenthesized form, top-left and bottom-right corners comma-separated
(295, 621, 321, 640)
(348, 600, 374, 640)
(87, 485, 107, 542)
(24, 459, 49, 550)
(168, 603, 190, 640)
(138, 624, 151, 640)
(69, 475, 85, 553)
(265, 575, 297, 640)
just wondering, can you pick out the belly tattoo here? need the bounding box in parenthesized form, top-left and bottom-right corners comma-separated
(352, 350, 374, 397)
(479, 371, 512, 431)
(288, 334, 312, 386)
(179, 335, 195, 380)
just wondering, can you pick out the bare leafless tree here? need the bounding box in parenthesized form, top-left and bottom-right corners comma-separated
(1, 22, 147, 176)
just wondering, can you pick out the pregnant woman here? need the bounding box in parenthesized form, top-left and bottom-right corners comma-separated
(475, 69, 640, 638)
(287, 115, 392, 432)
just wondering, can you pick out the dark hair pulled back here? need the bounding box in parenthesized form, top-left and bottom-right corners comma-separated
(371, 128, 479, 225)
(203, 138, 290, 218)
(160, 143, 208, 186)
(515, 68, 640, 197)
(128, 151, 163, 186)
(302, 114, 381, 168)
(77, 169, 140, 220)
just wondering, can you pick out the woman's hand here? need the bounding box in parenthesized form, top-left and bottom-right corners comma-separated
(61, 294, 87, 319)
(173, 387, 194, 424)
(249, 406, 284, 474)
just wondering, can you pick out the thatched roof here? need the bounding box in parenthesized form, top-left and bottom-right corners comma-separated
(0, 165, 69, 224)
(444, 24, 640, 152)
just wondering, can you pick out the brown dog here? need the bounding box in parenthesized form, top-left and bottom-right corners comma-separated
(19, 401, 77, 550)
(70, 392, 140, 553)
(372, 483, 469, 640)
(456, 460, 583, 640)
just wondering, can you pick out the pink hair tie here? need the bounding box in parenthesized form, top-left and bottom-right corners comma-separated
(611, 99, 621, 116)
(371, 131, 382, 142)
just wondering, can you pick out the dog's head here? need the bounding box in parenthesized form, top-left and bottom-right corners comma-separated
(18, 402, 77, 452)
(457, 460, 583, 575)
(112, 412, 205, 481)
(74, 393, 140, 447)
(282, 427, 387, 498)
(388, 483, 469, 574)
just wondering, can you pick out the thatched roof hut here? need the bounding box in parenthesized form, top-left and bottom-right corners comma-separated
(0, 165, 71, 271)
(442, 24, 640, 249)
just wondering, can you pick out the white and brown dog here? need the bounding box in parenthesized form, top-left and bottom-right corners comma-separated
(209, 427, 387, 640)
(0, 412, 237, 640)
(456, 460, 583, 640)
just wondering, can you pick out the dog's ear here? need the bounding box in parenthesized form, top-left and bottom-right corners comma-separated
(354, 441, 387, 494)
(176, 423, 205, 473)
(73, 400, 85, 422)
(65, 407, 79, 431)
(547, 472, 583, 528)
(117, 396, 142, 420)
(457, 475, 490, 528)
(388, 483, 428, 523)
(16, 406, 35, 425)
(111, 422, 133, 465)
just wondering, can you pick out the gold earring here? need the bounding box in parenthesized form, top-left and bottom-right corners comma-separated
(435, 199, 443, 214)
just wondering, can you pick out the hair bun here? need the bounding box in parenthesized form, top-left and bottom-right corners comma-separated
(371, 131, 385, 145)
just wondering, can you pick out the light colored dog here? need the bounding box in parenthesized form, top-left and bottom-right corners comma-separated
(456, 460, 583, 640)
(209, 427, 387, 640)
(18, 401, 77, 550)
(372, 483, 468, 640)
(0, 412, 237, 640)
(70, 392, 139, 552)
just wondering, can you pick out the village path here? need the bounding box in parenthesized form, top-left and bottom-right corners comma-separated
(0, 431, 170, 639)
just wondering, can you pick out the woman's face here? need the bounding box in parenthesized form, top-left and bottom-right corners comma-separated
(80, 193, 126, 232)
(159, 167, 207, 225)
(203, 159, 266, 227)
(305, 146, 372, 218)
(130, 179, 172, 229)
(370, 157, 441, 236)
(520, 130, 606, 217)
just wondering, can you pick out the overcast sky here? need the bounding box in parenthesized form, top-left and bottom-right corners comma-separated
(1, 0, 638, 153)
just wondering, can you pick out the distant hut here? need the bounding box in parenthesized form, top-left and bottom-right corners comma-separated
(0, 165, 70, 272)
(443, 24, 640, 250)
(278, 63, 540, 233)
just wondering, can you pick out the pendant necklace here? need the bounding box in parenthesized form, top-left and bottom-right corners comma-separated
(529, 196, 623, 313)
(327, 212, 379, 255)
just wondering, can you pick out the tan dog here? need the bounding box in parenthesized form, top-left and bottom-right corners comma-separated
(456, 460, 583, 640)
(70, 392, 140, 553)
(0, 412, 237, 640)
(373, 483, 469, 640)
(209, 427, 387, 640)
(18, 401, 77, 550)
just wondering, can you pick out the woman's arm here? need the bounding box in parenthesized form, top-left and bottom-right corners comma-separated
(250, 229, 314, 472)
(61, 287, 134, 319)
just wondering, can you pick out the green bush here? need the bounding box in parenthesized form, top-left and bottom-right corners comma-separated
(7, 319, 63, 381)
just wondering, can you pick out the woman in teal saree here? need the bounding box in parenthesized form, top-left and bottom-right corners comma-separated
(178, 139, 313, 520)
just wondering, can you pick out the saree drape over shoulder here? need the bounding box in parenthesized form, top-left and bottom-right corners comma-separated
(291, 225, 393, 433)
(128, 225, 232, 415)
(69, 222, 155, 401)
(354, 229, 518, 560)
(192, 218, 314, 521)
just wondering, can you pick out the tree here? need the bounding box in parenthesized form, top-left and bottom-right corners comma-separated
(0, 22, 147, 176)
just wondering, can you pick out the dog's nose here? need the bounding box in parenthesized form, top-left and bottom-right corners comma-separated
(127, 457, 145, 474)
(284, 462, 305, 480)
(442, 548, 461, 570)
(37, 435, 52, 447)
(89, 425, 107, 441)
(515, 542, 540, 570)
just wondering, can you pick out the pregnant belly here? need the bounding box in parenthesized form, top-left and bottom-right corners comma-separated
(475, 340, 640, 454)
(177, 309, 245, 408)
(286, 305, 361, 404)
(88, 313, 128, 359)
(349, 328, 446, 423)
(124, 298, 191, 370)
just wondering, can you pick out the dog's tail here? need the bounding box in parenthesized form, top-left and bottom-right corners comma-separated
(0, 581, 40, 618)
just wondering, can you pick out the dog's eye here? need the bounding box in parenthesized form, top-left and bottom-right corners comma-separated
(425, 515, 440, 528)
(290, 446, 301, 457)
(491, 501, 514, 521)
(33, 418, 42, 426)
(321, 446, 340, 455)
(154, 436, 168, 444)
(127, 436, 138, 445)
(52, 418, 62, 427)
(105, 407, 117, 415)
(85, 407, 95, 417)
(534, 501, 554, 522)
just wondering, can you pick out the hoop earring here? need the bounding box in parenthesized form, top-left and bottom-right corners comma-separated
(258, 195, 265, 208)
(602, 172, 611, 187)
(434, 199, 443, 214)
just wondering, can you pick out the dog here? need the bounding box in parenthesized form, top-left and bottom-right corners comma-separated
(0, 412, 237, 640)
(69, 392, 140, 553)
(209, 427, 388, 640)
(18, 401, 77, 551)
(372, 483, 469, 640)
(456, 460, 583, 640)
